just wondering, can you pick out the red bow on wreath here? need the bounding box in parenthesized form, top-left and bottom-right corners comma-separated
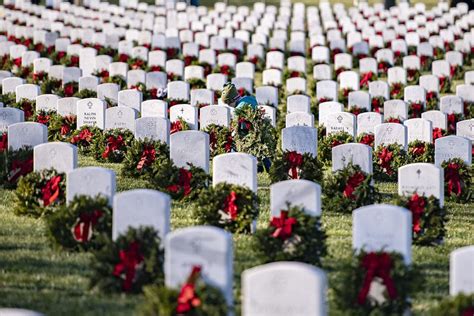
(223, 191, 238, 220)
(357, 252, 398, 305)
(8, 158, 33, 183)
(72, 128, 93, 144)
(238, 87, 247, 97)
(70, 55, 80, 66)
(13, 57, 22, 68)
(378, 147, 394, 175)
(176, 266, 202, 313)
(0, 133, 7, 152)
(170, 120, 184, 134)
(286, 151, 303, 179)
(360, 72, 373, 88)
(167, 168, 193, 197)
(450, 65, 457, 78)
(359, 134, 374, 147)
(432, 128, 444, 140)
(32, 72, 46, 82)
(132, 59, 145, 70)
(461, 307, 474, 316)
(439, 76, 447, 91)
(420, 55, 429, 68)
(118, 54, 129, 63)
(36, 114, 50, 125)
(64, 83, 75, 97)
(136, 145, 156, 171)
(426, 91, 437, 101)
(113, 241, 144, 292)
(371, 98, 382, 113)
(390, 83, 402, 98)
(220, 65, 231, 75)
(410, 143, 426, 156)
(72, 210, 104, 243)
(41, 175, 61, 207)
(445, 163, 462, 197)
(407, 193, 426, 233)
(270, 210, 297, 240)
(318, 97, 332, 103)
(102, 135, 124, 159)
(409, 103, 423, 118)
(343, 172, 366, 200)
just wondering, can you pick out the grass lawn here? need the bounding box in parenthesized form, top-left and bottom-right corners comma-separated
(1, 155, 473, 315)
(1, 0, 473, 315)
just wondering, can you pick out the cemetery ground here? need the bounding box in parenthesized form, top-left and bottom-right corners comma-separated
(0, 154, 473, 315)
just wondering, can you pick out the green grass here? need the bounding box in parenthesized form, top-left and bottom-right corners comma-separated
(1, 157, 473, 315)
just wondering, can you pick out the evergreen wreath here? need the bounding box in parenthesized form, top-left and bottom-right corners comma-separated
(283, 69, 306, 80)
(13, 168, 66, 217)
(407, 140, 434, 163)
(203, 124, 233, 158)
(59, 82, 78, 97)
(338, 87, 353, 106)
(446, 113, 463, 134)
(406, 68, 420, 85)
(438, 76, 451, 94)
(40, 78, 62, 95)
(46, 194, 112, 251)
(359, 71, 376, 90)
(214, 65, 235, 77)
(170, 117, 190, 134)
(32, 109, 55, 126)
(373, 144, 407, 182)
(442, 158, 473, 203)
(91, 128, 135, 163)
(140, 266, 229, 316)
(349, 106, 368, 116)
(464, 101, 474, 120)
(186, 78, 206, 90)
(254, 205, 327, 266)
(1, 147, 34, 189)
(430, 293, 474, 316)
(333, 250, 422, 316)
(122, 138, 170, 179)
(357, 133, 375, 148)
(152, 161, 210, 201)
(323, 163, 380, 213)
(231, 105, 277, 170)
(407, 101, 424, 118)
(74, 88, 97, 99)
(394, 193, 446, 245)
(70, 125, 102, 155)
(317, 131, 354, 166)
(371, 96, 385, 114)
(432, 127, 447, 141)
(11, 98, 35, 120)
(167, 98, 189, 108)
(425, 91, 438, 111)
(106, 75, 127, 90)
(47, 114, 77, 142)
(0, 92, 16, 106)
(389, 83, 404, 100)
(90, 226, 164, 294)
(269, 150, 323, 183)
(193, 183, 259, 234)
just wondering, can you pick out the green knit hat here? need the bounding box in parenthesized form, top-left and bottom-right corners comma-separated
(221, 82, 240, 105)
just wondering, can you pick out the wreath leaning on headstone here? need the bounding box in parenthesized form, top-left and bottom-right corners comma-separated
(269, 150, 323, 183)
(122, 138, 170, 179)
(193, 183, 259, 234)
(69, 125, 103, 155)
(152, 161, 210, 202)
(442, 158, 473, 203)
(203, 124, 234, 158)
(14, 168, 66, 218)
(317, 131, 354, 167)
(429, 293, 474, 316)
(373, 144, 407, 182)
(46, 194, 112, 251)
(407, 140, 435, 163)
(90, 226, 164, 294)
(323, 163, 380, 213)
(47, 113, 77, 142)
(140, 265, 229, 316)
(333, 250, 422, 316)
(91, 128, 135, 163)
(254, 205, 327, 266)
(231, 105, 277, 171)
(394, 193, 446, 246)
(1, 146, 34, 189)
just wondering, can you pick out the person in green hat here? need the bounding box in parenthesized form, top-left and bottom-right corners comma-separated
(221, 82, 258, 110)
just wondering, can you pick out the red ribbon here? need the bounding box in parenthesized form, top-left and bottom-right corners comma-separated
(343, 172, 366, 200)
(445, 163, 462, 197)
(36, 114, 50, 125)
(13, 57, 22, 67)
(220, 65, 231, 75)
(439, 76, 447, 91)
(70, 55, 79, 66)
(420, 55, 430, 68)
(290, 71, 300, 78)
(238, 87, 247, 97)
(225, 135, 233, 152)
(184, 56, 194, 66)
(378, 61, 389, 74)
(176, 266, 202, 313)
(118, 54, 129, 62)
(461, 307, 474, 316)
(371, 98, 382, 113)
(359, 134, 374, 147)
(149, 65, 162, 72)
(360, 72, 373, 88)
(426, 91, 437, 101)
(390, 83, 402, 98)
(357, 252, 398, 305)
(407, 193, 426, 233)
(223, 191, 238, 220)
(450, 65, 457, 78)
(72, 210, 103, 243)
(32, 72, 46, 82)
(137, 145, 156, 171)
(170, 120, 184, 134)
(113, 241, 144, 292)
(432, 128, 444, 140)
(318, 97, 332, 103)
(71, 128, 93, 144)
(378, 147, 394, 175)
(411, 144, 425, 156)
(286, 151, 303, 179)
(270, 210, 297, 240)
(167, 168, 193, 196)
(41, 175, 61, 207)
(0, 133, 7, 152)
(102, 135, 124, 159)
(64, 83, 75, 97)
(132, 59, 145, 70)
(8, 158, 33, 183)
(407, 68, 418, 81)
